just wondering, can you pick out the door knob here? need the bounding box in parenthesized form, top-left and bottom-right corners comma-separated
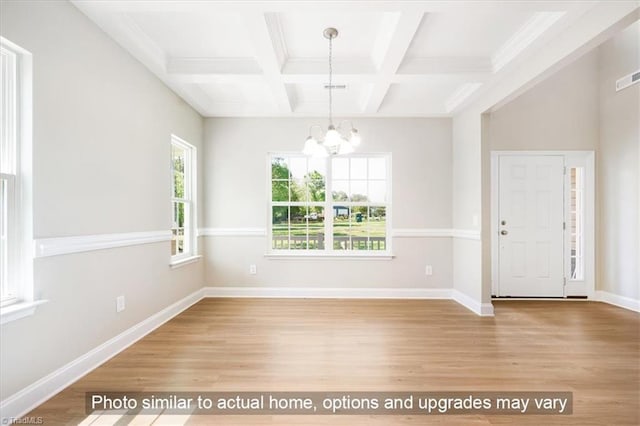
(500, 230, 508, 235)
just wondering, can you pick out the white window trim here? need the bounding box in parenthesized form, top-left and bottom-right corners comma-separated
(562, 152, 594, 297)
(264, 253, 394, 260)
(1, 300, 46, 325)
(170, 135, 198, 264)
(0, 37, 45, 325)
(266, 152, 393, 258)
(169, 254, 202, 268)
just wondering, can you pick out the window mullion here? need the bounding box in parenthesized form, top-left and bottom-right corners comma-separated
(325, 156, 333, 251)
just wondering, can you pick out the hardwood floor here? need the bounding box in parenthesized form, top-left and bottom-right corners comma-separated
(25, 299, 639, 425)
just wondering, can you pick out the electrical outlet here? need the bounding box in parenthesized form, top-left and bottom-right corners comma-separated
(249, 264, 257, 275)
(425, 265, 433, 276)
(116, 295, 125, 312)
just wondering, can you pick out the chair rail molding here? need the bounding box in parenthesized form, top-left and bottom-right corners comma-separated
(34, 231, 171, 258)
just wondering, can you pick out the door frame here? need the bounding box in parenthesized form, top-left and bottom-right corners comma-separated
(491, 151, 595, 299)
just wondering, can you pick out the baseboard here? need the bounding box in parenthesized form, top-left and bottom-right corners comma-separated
(203, 286, 452, 299)
(0, 288, 205, 422)
(452, 289, 495, 316)
(204, 286, 493, 316)
(595, 290, 640, 313)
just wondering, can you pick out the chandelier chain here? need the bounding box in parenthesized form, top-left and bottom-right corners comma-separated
(329, 33, 333, 126)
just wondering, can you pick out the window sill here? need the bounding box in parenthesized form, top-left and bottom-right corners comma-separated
(1, 300, 48, 325)
(265, 252, 394, 260)
(170, 255, 202, 269)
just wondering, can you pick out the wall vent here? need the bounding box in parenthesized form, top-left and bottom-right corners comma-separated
(615, 69, 640, 91)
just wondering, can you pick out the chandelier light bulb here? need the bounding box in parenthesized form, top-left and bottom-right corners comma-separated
(303, 136, 319, 156)
(324, 126, 342, 148)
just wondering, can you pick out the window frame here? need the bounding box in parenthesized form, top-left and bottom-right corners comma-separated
(170, 135, 198, 264)
(0, 37, 35, 316)
(266, 152, 392, 258)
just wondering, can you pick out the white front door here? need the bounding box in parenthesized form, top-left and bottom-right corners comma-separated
(497, 155, 565, 297)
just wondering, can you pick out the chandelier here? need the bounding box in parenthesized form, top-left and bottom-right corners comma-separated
(303, 27, 361, 157)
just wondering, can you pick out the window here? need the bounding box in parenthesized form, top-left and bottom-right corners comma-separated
(569, 167, 584, 280)
(269, 154, 391, 255)
(271, 156, 327, 250)
(1, 38, 33, 310)
(171, 136, 197, 261)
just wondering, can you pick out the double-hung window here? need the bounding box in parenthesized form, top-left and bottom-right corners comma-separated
(0, 44, 17, 305)
(171, 135, 197, 262)
(1, 37, 33, 313)
(269, 153, 391, 255)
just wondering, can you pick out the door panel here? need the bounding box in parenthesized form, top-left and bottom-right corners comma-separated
(498, 155, 564, 297)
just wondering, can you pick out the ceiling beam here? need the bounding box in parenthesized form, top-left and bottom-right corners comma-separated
(492, 11, 566, 72)
(167, 56, 493, 77)
(362, 11, 424, 113)
(244, 13, 293, 113)
(165, 56, 492, 86)
(282, 58, 377, 76)
(444, 82, 483, 113)
(398, 57, 493, 74)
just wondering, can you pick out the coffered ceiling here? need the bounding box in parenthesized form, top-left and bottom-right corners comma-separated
(71, 1, 602, 117)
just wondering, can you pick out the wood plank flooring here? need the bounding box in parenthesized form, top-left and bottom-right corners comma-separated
(24, 299, 640, 425)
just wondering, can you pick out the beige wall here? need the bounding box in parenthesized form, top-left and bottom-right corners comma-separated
(203, 118, 454, 289)
(0, 1, 204, 399)
(452, 111, 483, 302)
(489, 50, 600, 151)
(597, 21, 639, 300)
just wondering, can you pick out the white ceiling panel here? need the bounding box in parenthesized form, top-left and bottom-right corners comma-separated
(127, 11, 255, 58)
(406, 10, 532, 58)
(277, 11, 388, 59)
(194, 81, 279, 115)
(380, 79, 468, 115)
